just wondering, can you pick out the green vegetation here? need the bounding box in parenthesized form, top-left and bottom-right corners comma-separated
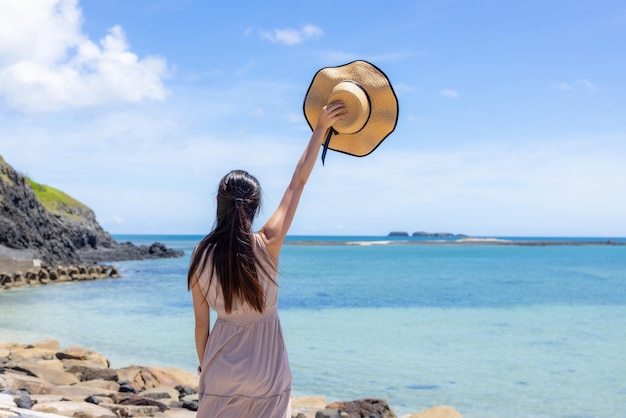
(25, 177, 89, 216)
(0, 172, 12, 186)
(0, 156, 14, 186)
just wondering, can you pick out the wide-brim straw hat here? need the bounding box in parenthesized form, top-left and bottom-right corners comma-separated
(303, 60, 399, 162)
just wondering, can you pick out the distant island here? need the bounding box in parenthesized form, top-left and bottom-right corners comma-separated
(388, 231, 469, 238)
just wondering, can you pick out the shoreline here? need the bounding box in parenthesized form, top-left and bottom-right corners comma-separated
(286, 237, 626, 246)
(0, 339, 462, 418)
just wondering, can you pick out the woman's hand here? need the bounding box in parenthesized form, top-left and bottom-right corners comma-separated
(315, 101, 347, 133)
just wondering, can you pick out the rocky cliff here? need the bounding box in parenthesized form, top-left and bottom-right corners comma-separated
(0, 156, 182, 266)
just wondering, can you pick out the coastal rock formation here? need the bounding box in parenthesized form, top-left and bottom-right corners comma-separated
(0, 156, 182, 268)
(326, 398, 396, 417)
(0, 341, 462, 418)
(0, 340, 198, 418)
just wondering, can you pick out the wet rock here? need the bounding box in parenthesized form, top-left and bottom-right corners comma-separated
(326, 398, 396, 418)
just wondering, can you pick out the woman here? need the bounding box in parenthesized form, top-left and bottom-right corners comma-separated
(188, 101, 346, 418)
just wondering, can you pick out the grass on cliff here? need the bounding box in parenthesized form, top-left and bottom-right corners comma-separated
(0, 155, 13, 186)
(25, 177, 90, 216)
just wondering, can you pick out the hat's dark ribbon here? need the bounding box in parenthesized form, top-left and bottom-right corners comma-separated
(321, 127, 336, 166)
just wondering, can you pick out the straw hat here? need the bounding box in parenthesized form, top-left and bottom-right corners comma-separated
(303, 60, 399, 162)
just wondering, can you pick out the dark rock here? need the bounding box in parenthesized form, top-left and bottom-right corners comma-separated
(0, 156, 183, 267)
(316, 409, 342, 418)
(65, 365, 117, 381)
(176, 385, 194, 397)
(55, 352, 82, 361)
(16, 393, 33, 409)
(119, 383, 139, 393)
(181, 400, 198, 411)
(85, 395, 99, 405)
(118, 394, 169, 412)
(327, 398, 397, 418)
(4, 365, 38, 377)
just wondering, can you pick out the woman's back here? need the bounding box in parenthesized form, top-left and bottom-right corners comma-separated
(198, 233, 279, 317)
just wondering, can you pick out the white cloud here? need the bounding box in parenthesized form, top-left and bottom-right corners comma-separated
(577, 79, 597, 90)
(0, 0, 168, 112)
(551, 80, 596, 92)
(440, 88, 459, 99)
(260, 24, 323, 46)
(552, 82, 573, 91)
(393, 83, 413, 94)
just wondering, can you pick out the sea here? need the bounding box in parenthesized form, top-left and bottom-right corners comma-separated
(1, 234, 625, 418)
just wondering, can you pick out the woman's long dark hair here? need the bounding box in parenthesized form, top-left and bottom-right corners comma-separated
(187, 170, 276, 313)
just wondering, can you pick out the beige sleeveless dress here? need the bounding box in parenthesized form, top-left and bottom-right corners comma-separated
(195, 234, 292, 418)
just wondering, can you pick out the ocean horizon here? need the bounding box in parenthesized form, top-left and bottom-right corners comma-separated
(1, 234, 625, 417)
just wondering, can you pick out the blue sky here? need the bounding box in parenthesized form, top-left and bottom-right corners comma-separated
(1, 0, 625, 236)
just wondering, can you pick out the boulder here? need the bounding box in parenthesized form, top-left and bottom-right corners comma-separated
(326, 398, 396, 418)
(406, 406, 463, 418)
(114, 366, 148, 392)
(59, 346, 109, 368)
(38, 269, 50, 284)
(115, 394, 169, 412)
(0, 273, 12, 286)
(31, 340, 61, 351)
(0, 340, 205, 418)
(159, 408, 197, 418)
(100, 402, 163, 417)
(78, 379, 121, 392)
(180, 394, 198, 403)
(25, 269, 38, 284)
(14, 361, 80, 386)
(63, 364, 117, 381)
(47, 383, 117, 399)
(0, 371, 54, 395)
(31, 400, 118, 418)
(15, 393, 33, 409)
(0, 347, 10, 358)
(0, 393, 16, 408)
(8, 347, 56, 363)
(140, 386, 181, 405)
(315, 410, 340, 418)
(147, 367, 199, 390)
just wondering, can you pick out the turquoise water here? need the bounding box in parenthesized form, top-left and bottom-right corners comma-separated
(1, 235, 625, 417)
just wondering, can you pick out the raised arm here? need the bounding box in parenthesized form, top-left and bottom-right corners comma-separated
(259, 101, 346, 260)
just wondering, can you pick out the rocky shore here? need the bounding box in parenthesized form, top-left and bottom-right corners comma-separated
(1, 156, 183, 268)
(1, 265, 119, 291)
(1, 340, 463, 418)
